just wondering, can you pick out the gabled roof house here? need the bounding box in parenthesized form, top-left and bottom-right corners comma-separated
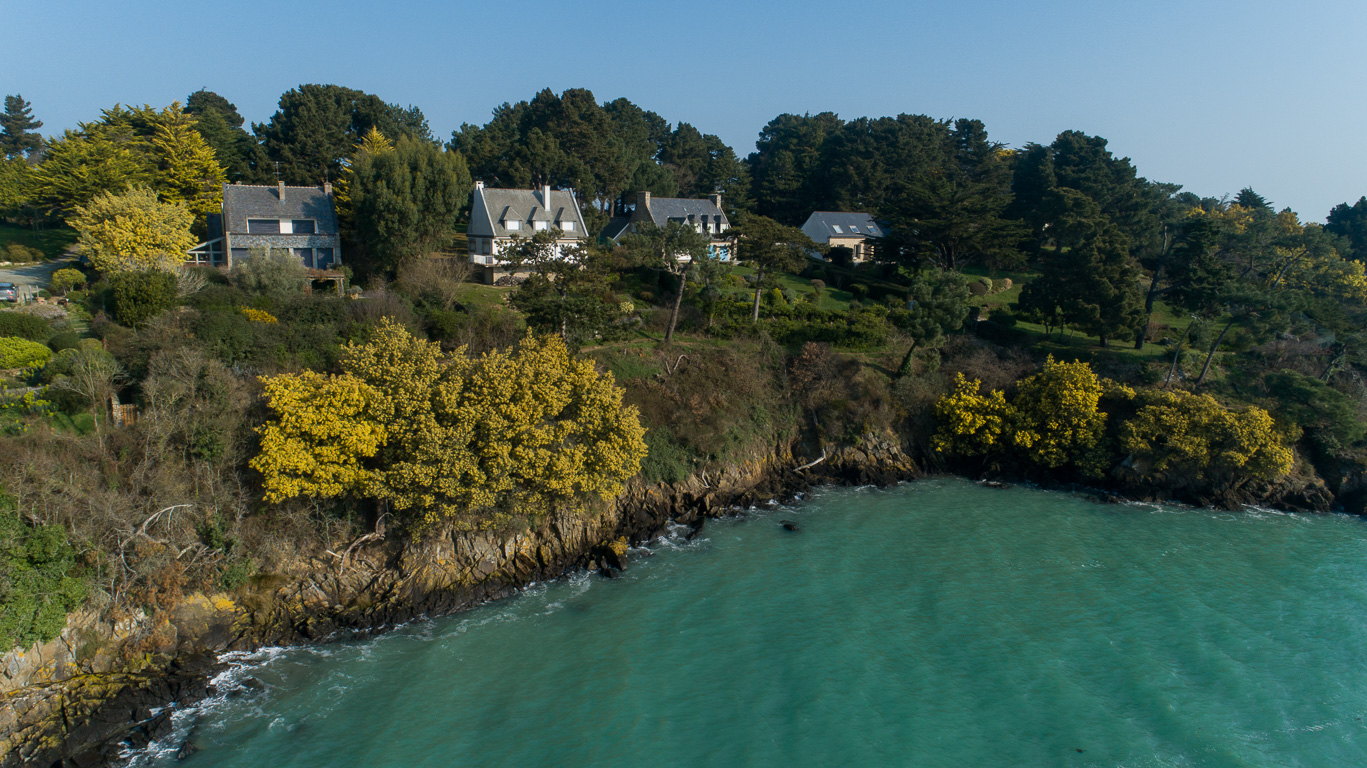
(800, 211, 886, 264)
(604, 191, 735, 261)
(189, 182, 341, 269)
(468, 181, 588, 283)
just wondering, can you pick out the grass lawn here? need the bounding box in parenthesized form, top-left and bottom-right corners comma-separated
(963, 265, 1032, 313)
(725, 264, 856, 310)
(0, 222, 77, 259)
(962, 264, 1203, 362)
(454, 282, 513, 311)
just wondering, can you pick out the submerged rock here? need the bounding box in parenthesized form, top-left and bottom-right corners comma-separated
(780, 520, 800, 532)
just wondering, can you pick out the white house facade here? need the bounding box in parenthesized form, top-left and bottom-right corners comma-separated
(467, 182, 589, 283)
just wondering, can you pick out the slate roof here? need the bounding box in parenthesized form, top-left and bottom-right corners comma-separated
(640, 197, 728, 229)
(801, 211, 886, 243)
(601, 217, 633, 240)
(222, 184, 339, 235)
(470, 187, 587, 239)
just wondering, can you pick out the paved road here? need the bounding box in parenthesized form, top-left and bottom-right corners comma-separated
(0, 254, 75, 302)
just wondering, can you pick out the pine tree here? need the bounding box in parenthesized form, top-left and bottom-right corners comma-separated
(0, 95, 43, 160)
(185, 90, 268, 183)
(1018, 221, 1144, 347)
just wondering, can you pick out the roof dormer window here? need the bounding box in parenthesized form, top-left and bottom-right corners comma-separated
(560, 220, 575, 231)
(534, 220, 548, 231)
(506, 219, 520, 230)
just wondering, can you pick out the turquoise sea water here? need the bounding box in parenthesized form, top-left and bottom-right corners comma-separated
(133, 479, 1367, 767)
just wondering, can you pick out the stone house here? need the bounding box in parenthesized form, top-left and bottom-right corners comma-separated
(189, 182, 342, 270)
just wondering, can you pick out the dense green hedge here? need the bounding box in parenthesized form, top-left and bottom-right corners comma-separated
(0, 312, 50, 341)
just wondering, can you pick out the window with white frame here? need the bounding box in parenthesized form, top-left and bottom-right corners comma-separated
(534, 220, 548, 231)
(560, 220, 575, 231)
(831, 224, 843, 234)
(506, 219, 520, 230)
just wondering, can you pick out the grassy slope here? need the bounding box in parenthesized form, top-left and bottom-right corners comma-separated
(0, 222, 77, 259)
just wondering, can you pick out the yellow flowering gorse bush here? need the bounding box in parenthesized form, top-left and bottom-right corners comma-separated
(251, 320, 648, 530)
(1118, 389, 1293, 484)
(240, 307, 278, 324)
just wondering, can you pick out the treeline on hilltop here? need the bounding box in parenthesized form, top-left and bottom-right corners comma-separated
(2, 85, 1367, 654)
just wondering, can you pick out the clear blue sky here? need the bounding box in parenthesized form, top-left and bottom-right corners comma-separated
(10, 0, 1366, 219)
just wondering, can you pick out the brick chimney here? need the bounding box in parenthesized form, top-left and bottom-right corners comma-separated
(709, 193, 722, 209)
(636, 190, 651, 215)
(475, 180, 484, 191)
(323, 181, 332, 196)
(277, 181, 285, 200)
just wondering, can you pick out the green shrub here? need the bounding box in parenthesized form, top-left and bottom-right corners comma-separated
(988, 309, 1017, 327)
(0, 336, 52, 369)
(49, 268, 87, 295)
(2, 243, 43, 264)
(0, 312, 49, 341)
(192, 309, 253, 364)
(109, 270, 178, 326)
(641, 428, 697, 484)
(46, 331, 81, 353)
(0, 491, 89, 650)
(230, 247, 307, 296)
(218, 558, 256, 591)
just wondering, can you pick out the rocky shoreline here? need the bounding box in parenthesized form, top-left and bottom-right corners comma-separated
(3, 431, 1351, 767)
(1, 436, 916, 767)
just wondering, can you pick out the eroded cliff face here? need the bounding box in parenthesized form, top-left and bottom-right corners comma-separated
(1, 437, 921, 767)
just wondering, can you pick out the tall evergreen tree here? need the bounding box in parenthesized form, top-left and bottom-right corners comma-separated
(893, 268, 971, 378)
(0, 95, 44, 160)
(255, 84, 433, 185)
(185, 89, 269, 183)
(1017, 206, 1144, 347)
(350, 136, 472, 276)
(1326, 196, 1367, 262)
(620, 220, 712, 342)
(152, 108, 227, 223)
(1234, 187, 1272, 212)
(28, 129, 148, 215)
(747, 112, 843, 224)
(880, 119, 1024, 271)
